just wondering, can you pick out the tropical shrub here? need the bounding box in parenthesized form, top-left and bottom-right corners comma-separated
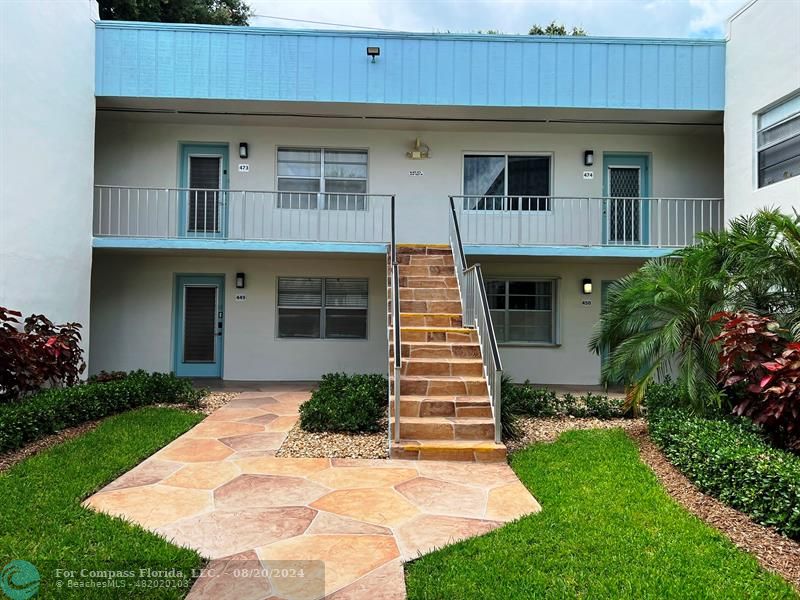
(499, 374, 524, 440)
(589, 210, 800, 416)
(641, 377, 685, 411)
(713, 311, 800, 449)
(299, 373, 387, 433)
(0, 307, 86, 402)
(501, 379, 626, 420)
(648, 407, 800, 539)
(0, 370, 203, 452)
(588, 243, 726, 415)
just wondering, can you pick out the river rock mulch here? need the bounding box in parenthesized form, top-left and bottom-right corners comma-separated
(276, 422, 389, 459)
(627, 422, 800, 590)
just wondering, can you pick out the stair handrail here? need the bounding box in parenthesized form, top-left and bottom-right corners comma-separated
(449, 196, 503, 443)
(390, 195, 401, 443)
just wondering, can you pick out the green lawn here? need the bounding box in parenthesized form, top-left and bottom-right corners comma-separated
(405, 429, 797, 599)
(0, 407, 205, 599)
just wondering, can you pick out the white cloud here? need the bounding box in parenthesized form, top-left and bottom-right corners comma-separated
(248, 0, 745, 38)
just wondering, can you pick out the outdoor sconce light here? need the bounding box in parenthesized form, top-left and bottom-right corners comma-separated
(582, 278, 593, 295)
(239, 143, 249, 159)
(235, 272, 246, 289)
(406, 137, 431, 160)
(583, 150, 594, 167)
(366, 46, 380, 62)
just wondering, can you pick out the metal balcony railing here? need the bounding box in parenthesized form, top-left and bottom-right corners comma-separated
(451, 196, 724, 248)
(93, 186, 394, 244)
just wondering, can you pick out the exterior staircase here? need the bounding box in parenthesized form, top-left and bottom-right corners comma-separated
(388, 244, 507, 462)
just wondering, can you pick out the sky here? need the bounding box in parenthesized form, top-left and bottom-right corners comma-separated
(248, 0, 746, 39)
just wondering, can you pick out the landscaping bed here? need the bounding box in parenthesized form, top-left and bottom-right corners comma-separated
(278, 372, 390, 459)
(0, 407, 205, 598)
(405, 429, 796, 599)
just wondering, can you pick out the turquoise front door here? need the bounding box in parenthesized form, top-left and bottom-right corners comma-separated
(179, 143, 229, 238)
(602, 154, 650, 245)
(174, 275, 225, 378)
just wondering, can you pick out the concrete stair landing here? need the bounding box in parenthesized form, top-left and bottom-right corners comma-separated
(388, 245, 506, 462)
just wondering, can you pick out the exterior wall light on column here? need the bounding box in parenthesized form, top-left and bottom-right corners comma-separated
(583, 150, 594, 166)
(366, 46, 380, 63)
(235, 272, 246, 289)
(239, 143, 249, 159)
(582, 278, 593, 295)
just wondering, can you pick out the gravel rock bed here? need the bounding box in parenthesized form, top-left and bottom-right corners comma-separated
(506, 416, 643, 453)
(629, 423, 800, 590)
(153, 391, 239, 415)
(277, 422, 389, 459)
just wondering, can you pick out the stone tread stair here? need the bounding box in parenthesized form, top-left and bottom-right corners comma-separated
(388, 244, 505, 462)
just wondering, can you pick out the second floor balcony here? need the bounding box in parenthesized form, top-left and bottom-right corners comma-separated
(93, 185, 724, 253)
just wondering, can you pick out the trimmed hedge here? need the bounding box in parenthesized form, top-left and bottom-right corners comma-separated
(503, 381, 627, 420)
(299, 372, 387, 433)
(0, 371, 204, 453)
(648, 408, 800, 540)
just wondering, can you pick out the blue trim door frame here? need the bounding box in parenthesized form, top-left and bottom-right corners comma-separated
(174, 275, 225, 378)
(178, 143, 230, 239)
(600, 279, 619, 386)
(602, 154, 651, 245)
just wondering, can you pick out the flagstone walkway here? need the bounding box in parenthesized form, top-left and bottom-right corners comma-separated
(85, 383, 541, 599)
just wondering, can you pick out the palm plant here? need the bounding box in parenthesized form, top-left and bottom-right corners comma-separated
(590, 209, 800, 416)
(589, 244, 728, 415)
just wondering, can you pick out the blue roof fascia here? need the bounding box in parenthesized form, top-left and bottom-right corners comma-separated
(95, 21, 726, 110)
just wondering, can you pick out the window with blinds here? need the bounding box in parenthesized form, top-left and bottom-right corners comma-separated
(277, 277, 368, 339)
(276, 148, 368, 210)
(485, 279, 558, 344)
(757, 93, 800, 188)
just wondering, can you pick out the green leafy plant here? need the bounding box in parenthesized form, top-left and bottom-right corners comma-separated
(0, 370, 203, 453)
(648, 407, 800, 539)
(501, 380, 626, 420)
(499, 374, 524, 440)
(299, 373, 387, 433)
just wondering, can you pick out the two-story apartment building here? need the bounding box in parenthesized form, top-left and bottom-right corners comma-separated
(1, 0, 798, 390)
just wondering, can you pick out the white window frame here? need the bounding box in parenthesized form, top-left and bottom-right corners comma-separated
(276, 146, 370, 210)
(460, 151, 554, 212)
(276, 276, 369, 340)
(485, 277, 560, 346)
(756, 91, 800, 189)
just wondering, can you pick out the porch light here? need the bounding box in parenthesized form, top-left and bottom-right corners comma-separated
(366, 46, 380, 62)
(583, 150, 594, 166)
(239, 143, 249, 159)
(236, 272, 246, 289)
(582, 278, 593, 295)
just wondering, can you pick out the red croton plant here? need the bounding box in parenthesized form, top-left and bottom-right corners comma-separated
(0, 307, 85, 402)
(712, 310, 800, 448)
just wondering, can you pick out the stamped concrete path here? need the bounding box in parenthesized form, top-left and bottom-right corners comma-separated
(85, 383, 541, 599)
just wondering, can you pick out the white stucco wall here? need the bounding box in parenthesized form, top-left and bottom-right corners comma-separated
(94, 117, 723, 244)
(479, 258, 643, 385)
(90, 251, 641, 384)
(89, 253, 388, 380)
(724, 0, 800, 219)
(0, 1, 96, 341)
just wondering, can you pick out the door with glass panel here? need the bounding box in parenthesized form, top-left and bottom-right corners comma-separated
(602, 154, 650, 245)
(174, 276, 224, 377)
(179, 144, 229, 238)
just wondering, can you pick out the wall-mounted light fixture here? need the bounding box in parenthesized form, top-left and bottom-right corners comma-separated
(583, 150, 594, 167)
(582, 278, 593, 295)
(406, 137, 431, 160)
(239, 143, 249, 159)
(366, 46, 380, 63)
(235, 272, 246, 289)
